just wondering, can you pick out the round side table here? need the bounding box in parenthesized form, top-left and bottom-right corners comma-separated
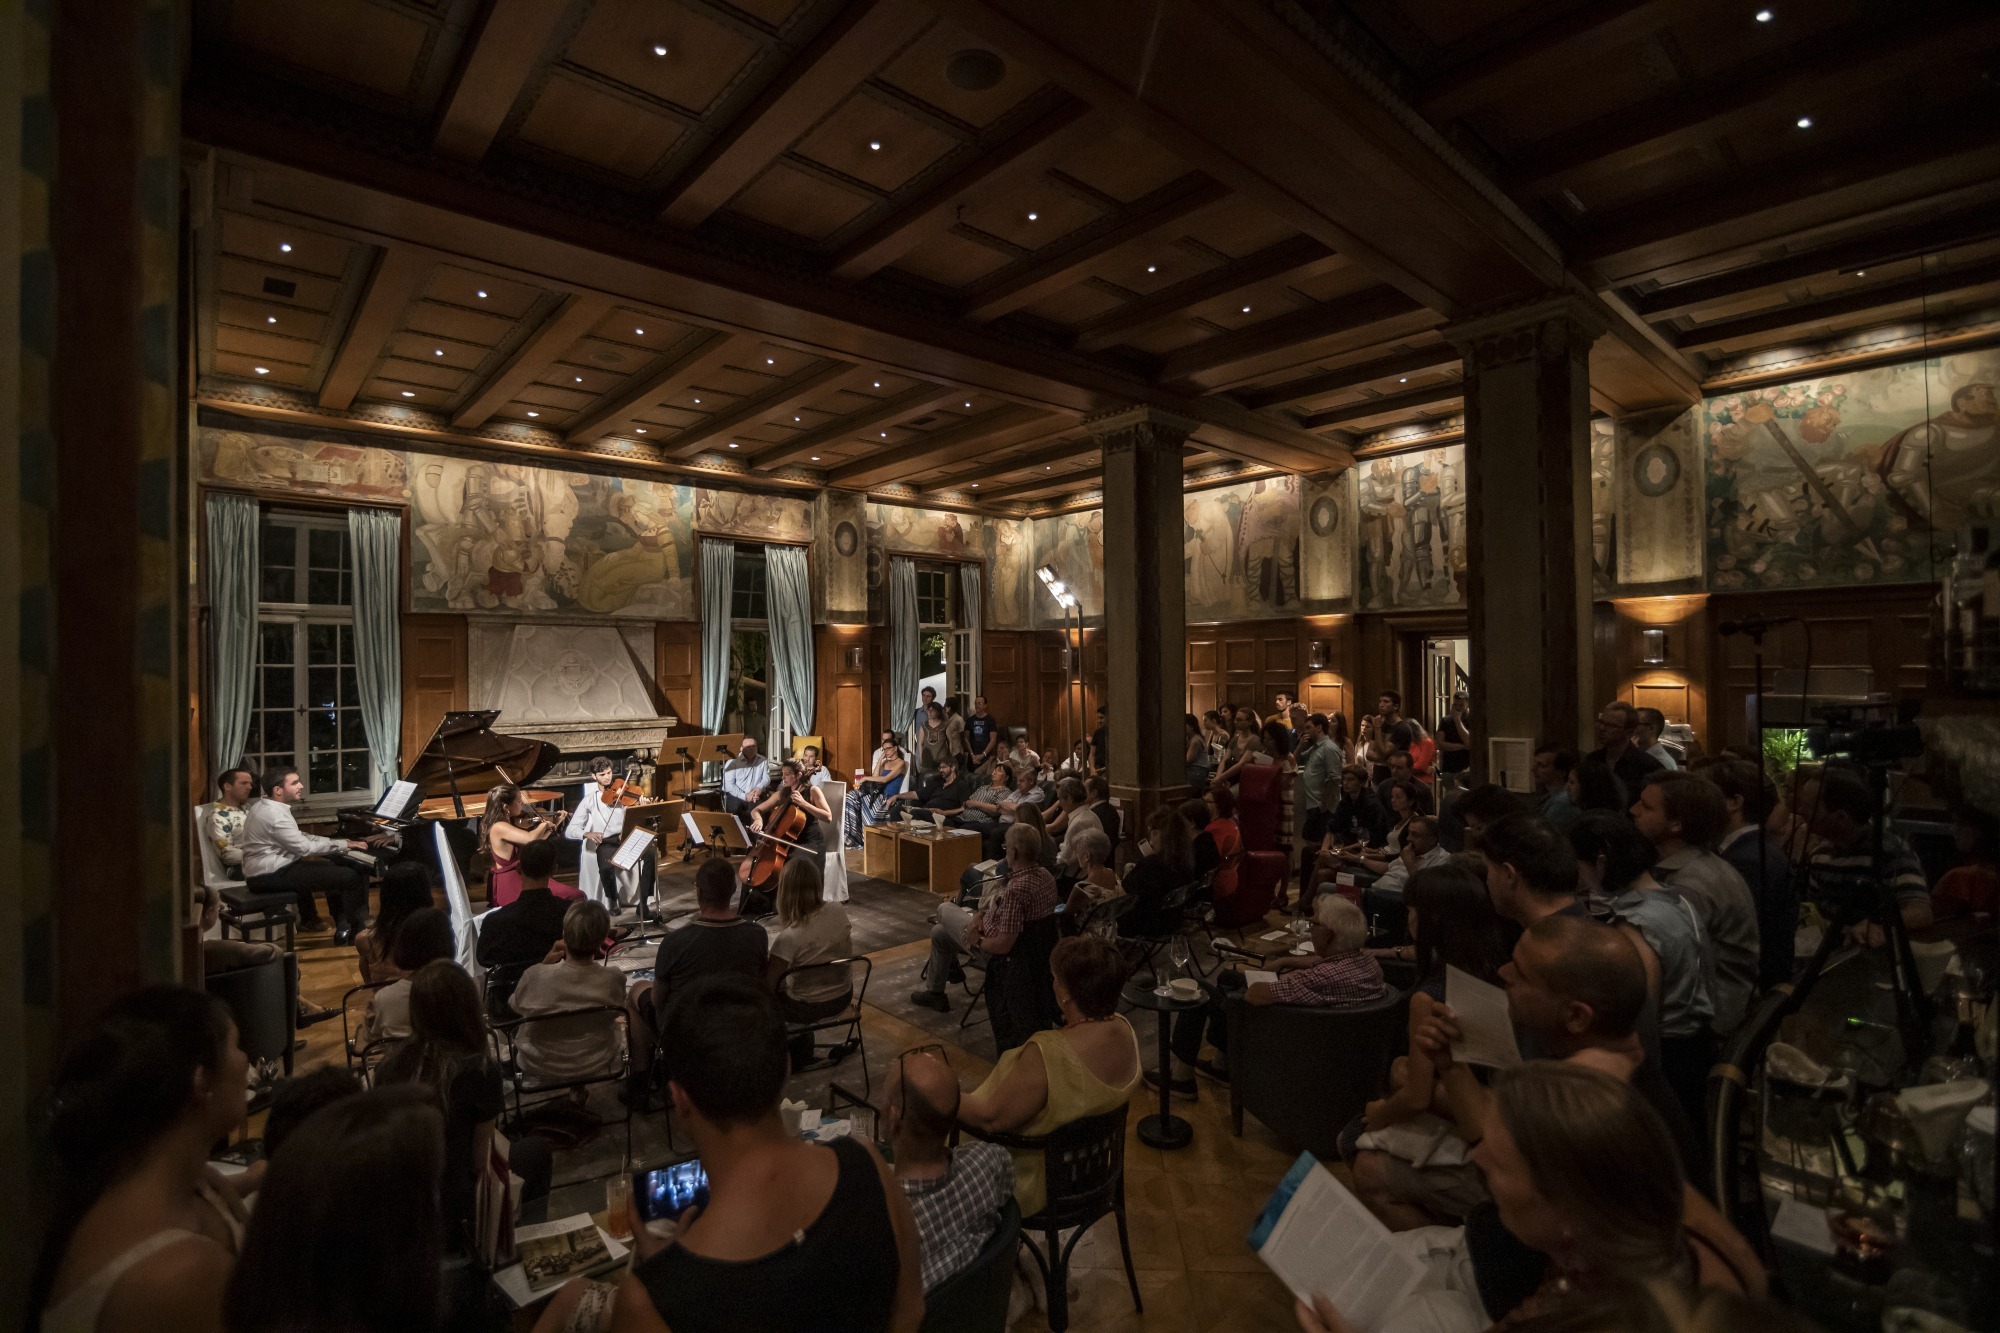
(1121, 977, 1215, 1150)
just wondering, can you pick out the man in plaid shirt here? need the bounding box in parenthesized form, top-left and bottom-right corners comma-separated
(885, 1049, 1014, 1290)
(912, 822, 1059, 1013)
(1152, 893, 1387, 1096)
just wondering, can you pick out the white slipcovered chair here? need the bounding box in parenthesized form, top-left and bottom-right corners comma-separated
(817, 780, 850, 904)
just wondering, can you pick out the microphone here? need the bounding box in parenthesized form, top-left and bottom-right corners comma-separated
(1718, 615, 1798, 636)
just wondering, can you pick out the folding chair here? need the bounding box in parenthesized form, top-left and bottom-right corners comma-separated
(777, 956, 873, 1098)
(340, 978, 395, 1081)
(491, 1005, 634, 1167)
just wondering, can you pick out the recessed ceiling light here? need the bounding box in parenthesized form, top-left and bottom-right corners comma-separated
(727, 441, 738, 448)
(765, 357, 775, 365)
(1795, 115, 1812, 128)
(1400, 377, 1408, 383)
(793, 416, 801, 422)
(476, 289, 488, 299)
(401, 391, 415, 398)
(1755, 8, 1773, 21)
(964, 401, 972, 408)
(575, 376, 583, 383)
(635, 427, 647, 434)
(1146, 264, 1158, 273)
(868, 140, 882, 151)
(971, 482, 979, 487)
(279, 242, 292, 253)
(1241, 305, 1252, 313)
(434, 348, 444, 356)
(266, 316, 277, 324)
(810, 455, 820, 461)
(1026, 211, 1038, 221)
(254, 366, 269, 375)
(652, 42, 669, 56)
(635, 327, 644, 335)
(526, 410, 539, 417)
(1856, 270, 1866, 277)
(692, 397, 701, 404)
(872, 380, 881, 388)
(881, 431, 888, 438)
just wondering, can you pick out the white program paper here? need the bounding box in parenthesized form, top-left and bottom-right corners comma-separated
(1243, 969, 1279, 987)
(610, 828, 655, 871)
(491, 1219, 628, 1308)
(1250, 1153, 1424, 1332)
(1445, 964, 1521, 1069)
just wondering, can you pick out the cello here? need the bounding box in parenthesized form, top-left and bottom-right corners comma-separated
(739, 770, 814, 894)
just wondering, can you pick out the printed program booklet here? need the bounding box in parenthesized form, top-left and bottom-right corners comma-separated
(1248, 1153, 1425, 1332)
(513, 1215, 614, 1294)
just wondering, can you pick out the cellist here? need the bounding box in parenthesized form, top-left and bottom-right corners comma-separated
(566, 755, 656, 911)
(737, 760, 833, 909)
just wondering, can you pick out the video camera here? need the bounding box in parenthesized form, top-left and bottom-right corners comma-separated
(1805, 700, 1924, 767)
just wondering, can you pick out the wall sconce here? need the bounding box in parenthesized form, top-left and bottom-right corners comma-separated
(1640, 628, 1668, 666)
(844, 645, 865, 670)
(1308, 639, 1329, 670)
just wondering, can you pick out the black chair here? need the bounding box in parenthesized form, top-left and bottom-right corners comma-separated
(219, 887, 299, 953)
(918, 1198, 1022, 1333)
(483, 960, 534, 1023)
(777, 956, 873, 1097)
(964, 1105, 1140, 1333)
(340, 978, 395, 1079)
(987, 914, 1062, 1055)
(206, 952, 297, 1079)
(491, 1005, 634, 1165)
(1224, 988, 1409, 1162)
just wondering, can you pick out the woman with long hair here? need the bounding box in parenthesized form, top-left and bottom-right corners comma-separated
(354, 860, 434, 985)
(223, 1088, 445, 1333)
(1183, 712, 1212, 793)
(35, 987, 248, 1333)
(1011, 798, 1059, 871)
(767, 855, 854, 1023)
(1392, 864, 1514, 996)
(1120, 808, 1197, 937)
(376, 960, 552, 1252)
(481, 783, 556, 907)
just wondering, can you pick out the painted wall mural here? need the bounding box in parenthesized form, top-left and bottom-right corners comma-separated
(1614, 410, 1704, 589)
(990, 516, 1032, 630)
(1029, 510, 1104, 627)
(1353, 445, 1466, 611)
(1703, 349, 2000, 591)
(1185, 475, 1302, 623)
(1300, 469, 1355, 609)
(816, 489, 869, 622)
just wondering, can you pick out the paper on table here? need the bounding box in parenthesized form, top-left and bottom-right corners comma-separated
(610, 828, 655, 871)
(1244, 969, 1279, 987)
(491, 1219, 628, 1308)
(1261, 929, 1291, 941)
(1250, 1153, 1424, 1332)
(1445, 964, 1521, 1069)
(1767, 1196, 1835, 1256)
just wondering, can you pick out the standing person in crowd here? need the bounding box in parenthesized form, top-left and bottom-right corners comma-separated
(1796, 766, 1934, 942)
(223, 1088, 444, 1333)
(508, 898, 628, 1086)
(719, 736, 770, 820)
(942, 699, 971, 767)
(34, 988, 248, 1333)
(376, 961, 553, 1252)
(1480, 813, 1584, 931)
(913, 703, 953, 783)
(1088, 705, 1110, 775)
(1633, 773, 1760, 1037)
(1531, 745, 1580, 829)
(1586, 700, 1664, 793)
(240, 765, 382, 941)
(1437, 784, 1522, 857)
(1268, 690, 1306, 739)
(354, 860, 434, 986)
(1570, 813, 1714, 1127)
(1292, 713, 1341, 900)
(1434, 692, 1472, 783)
(205, 767, 256, 872)
(616, 975, 924, 1333)
(883, 1048, 1014, 1294)
(1184, 713, 1213, 794)
(1568, 755, 1630, 817)
(1634, 708, 1681, 770)
(481, 784, 559, 910)
(911, 822, 1060, 1014)
(908, 685, 938, 751)
(1697, 758, 1799, 988)
(965, 695, 1002, 775)
(1084, 774, 1122, 847)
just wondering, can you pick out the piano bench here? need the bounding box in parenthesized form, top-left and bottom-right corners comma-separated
(221, 889, 299, 953)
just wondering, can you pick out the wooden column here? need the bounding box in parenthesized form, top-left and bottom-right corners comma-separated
(1447, 297, 1604, 778)
(1090, 406, 1195, 824)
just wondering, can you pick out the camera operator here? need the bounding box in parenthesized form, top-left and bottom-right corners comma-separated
(1796, 766, 1932, 947)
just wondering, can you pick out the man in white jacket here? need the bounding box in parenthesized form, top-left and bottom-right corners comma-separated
(566, 755, 656, 911)
(240, 766, 381, 942)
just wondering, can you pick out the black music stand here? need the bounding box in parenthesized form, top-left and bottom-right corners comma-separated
(680, 811, 750, 861)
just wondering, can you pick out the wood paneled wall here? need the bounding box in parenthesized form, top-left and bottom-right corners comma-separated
(400, 614, 467, 761)
(653, 623, 699, 728)
(813, 624, 872, 773)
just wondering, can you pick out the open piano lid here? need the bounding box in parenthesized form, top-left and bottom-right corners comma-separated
(406, 710, 559, 815)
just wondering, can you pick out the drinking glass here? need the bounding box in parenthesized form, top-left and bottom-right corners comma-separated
(1169, 937, 1193, 980)
(604, 1173, 632, 1240)
(848, 1106, 878, 1148)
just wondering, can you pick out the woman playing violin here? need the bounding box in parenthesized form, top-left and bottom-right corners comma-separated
(482, 783, 558, 907)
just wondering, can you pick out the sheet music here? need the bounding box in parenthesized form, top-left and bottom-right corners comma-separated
(681, 812, 707, 845)
(1445, 964, 1521, 1069)
(1250, 1153, 1424, 1331)
(610, 828, 655, 871)
(374, 779, 419, 819)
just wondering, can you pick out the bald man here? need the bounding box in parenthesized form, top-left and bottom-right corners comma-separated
(884, 1050, 1014, 1293)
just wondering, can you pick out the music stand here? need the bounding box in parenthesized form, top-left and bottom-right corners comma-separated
(681, 810, 751, 861)
(664, 735, 713, 801)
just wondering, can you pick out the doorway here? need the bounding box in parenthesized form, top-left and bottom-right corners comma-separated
(1422, 637, 1469, 733)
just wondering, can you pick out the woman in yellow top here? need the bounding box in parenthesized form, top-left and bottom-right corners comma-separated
(957, 935, 1140, 1216)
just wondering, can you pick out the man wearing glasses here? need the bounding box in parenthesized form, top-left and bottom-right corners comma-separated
(883, 1047, 1014, 1292)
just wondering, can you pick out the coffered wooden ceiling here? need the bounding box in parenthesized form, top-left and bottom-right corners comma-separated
(185, 0, 2000, 512)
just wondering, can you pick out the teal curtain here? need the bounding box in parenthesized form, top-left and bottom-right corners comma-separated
(348, 507, 403, 790)
(700, 538, 736, 740)
(765, 543, 814, 735)
(889, 557, 919, 743)
(959, 562, 983, 703)
(206, 493, 260, 771)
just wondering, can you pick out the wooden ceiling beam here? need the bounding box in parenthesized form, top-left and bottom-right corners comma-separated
(1297, 383, 1463, 431)
(829, 404, 1056, 486)
(1579, 107, 2000, 283)
(317, 246, 431, 410)
(1072, 235, 1337, 352)
(1420, 0, 1705, 123)
(1674, 257, 2000, 351)
(660, 0, 933, 229)
(565, 331, 752, 444)
(828, 96, 1091, 281)
(1628, 206, 2000, 321)
(1157, 285, 1425, 383)
(433, 0, 573, 163)
(1231, 345, 1458, 410)
(663, 359, 857, 458)
(974, 470, 1104, 504)
(1509, 8, 2000, 195)
(927, 430, 1094, 486)
(750, 381, 967, 470)
(1190, 396, 1354, 472)
(452, 291, 616, 427)
(962, 173, 1229, 321)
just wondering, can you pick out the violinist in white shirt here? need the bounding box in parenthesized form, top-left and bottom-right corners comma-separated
(565, 755, 656, 911)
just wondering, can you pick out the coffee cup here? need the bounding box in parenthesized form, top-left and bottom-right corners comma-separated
(1168, 977, 1201, 1000)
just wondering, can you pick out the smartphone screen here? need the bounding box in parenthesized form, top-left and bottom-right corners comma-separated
(633, 1160, 709, 1222)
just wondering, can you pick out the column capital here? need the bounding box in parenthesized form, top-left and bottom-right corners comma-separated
(1081, 404, 1201, 452)
(1443, 292, 1608, 373)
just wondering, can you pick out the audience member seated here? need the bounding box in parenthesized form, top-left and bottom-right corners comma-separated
(959, 936, 1141, 1216)
(1360, 814, 1452, 921)
(614, 975, 923, 1333)
(509, 898, 628, 1085)
(1634, 772, 1760, 1036)
(1055, 738, 1093, 777)
(1530, 746, 1580, 830)
(1437, 783, 1522, 856)
(355, 907, 457, 1048)
(256, 1068, 363, 1171)
(911, 823, 1058, 1014)
(626, 859, 768, 1098)
(475, 838, 569, 973)
(1370, 863, 1512, 1000)
(767, 856, 855, 1055)
(1374, 747, 1418, 812)
(1933, 807, 2000, 922)
(1570, 813, 1714, 1127)
(1062, 829, 1121, 919)
(376, 960, 553, 1253)
(1085, 774, 1122, 846)
(1048, 778, 1100, 880)
(1292, 1062, 1763, 1333)
(206, 766, 255, 873)
(354, 861, 434, 986)
(1697, 758, 1799, 988)
(884, 1048, 1015, 1294)
(1478, 813, 1584, 932)
(1202, 787, 1243, 906)
(956, 761, 1015, 859)
(1012, 801, 1059, 872)
(887, 755, 972, 826)
(223, 1086, 444, 1333)
(1796, 766, 1934, 942)
(1006, 731, 1041, 777)
(1334, 782, 1431, 886)
(1183, 797, 1222, 877)
(1316, 764, 1389, 867)
(1000, 760, 1047, 827)
(719, 735, 770, 819)
(1120, 807, 1198, 938)
(1156, 895, 1385, 1095)
(35, 988, 247, 1333)
(845, 730, 909, 847)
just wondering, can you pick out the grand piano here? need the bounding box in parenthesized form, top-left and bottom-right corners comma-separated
(340, 709, 564, 887)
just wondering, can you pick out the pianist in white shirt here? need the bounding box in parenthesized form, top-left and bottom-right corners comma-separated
(565, 755, 657, 911)
(239, 765, 386, 941)
(719, 736, 771, 819)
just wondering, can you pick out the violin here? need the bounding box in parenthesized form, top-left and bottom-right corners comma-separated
(601, 761, 646, 809)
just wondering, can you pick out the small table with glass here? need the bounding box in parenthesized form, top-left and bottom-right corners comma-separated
(1121, 967, 1213, 1151)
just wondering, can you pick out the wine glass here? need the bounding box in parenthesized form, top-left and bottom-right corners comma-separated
(1169, 937, 1193, 983)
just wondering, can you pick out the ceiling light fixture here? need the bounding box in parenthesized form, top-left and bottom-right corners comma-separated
(971, 482, 979, 487)
(401, 390, 415, 398)
(1146, 264, 1157, 273)
(1857, 270, 1866, 277)
(1755, 8, 1773, 21)
(1795, 115, 1812, 128)
(810, 455, 820, 461)
(254, 366, 269, 375)
(636, 427, 647, 433)
(1026, 211, 1038, 221)
(526, 410, 539, 417)
(964, 401, 972, 408)
(1241, 305, 1252, 313)
(476, 289, 488, 299)
(868, 140, 882, 151)
(727, 441, 738, 448)
(1400, 377, 1408, 383)
(881, 431, 888, 437)
(434, 348, 444, 356)
(693, 397, 701, 404)
(652, 42, 669, 56)
(766, 357, 775, 365)
(872, 380, 881, 388)
(279, 242, 292, 253)
(266, 316, 277, 324)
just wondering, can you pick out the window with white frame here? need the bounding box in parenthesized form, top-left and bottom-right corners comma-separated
(242, 509, 375, 803)
(721, 546, 792, 754)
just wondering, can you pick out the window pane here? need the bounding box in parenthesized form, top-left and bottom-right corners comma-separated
(259, 622, 294, 664)
(263, 710, 294, 756)
(307, 527, 345, 569)
(309, 752, 337, 793)
(260, 564, 297, 604)
(340, 707, 366, 749)
(340, 750, 370, 793)
(306, 570, 345, 605)
(308, 705, 338, 752)
(262, 666, 293, 709)
(337, 624, 355, 664)
(306, 623, 339, 665)
(308, 666, 340, 710)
